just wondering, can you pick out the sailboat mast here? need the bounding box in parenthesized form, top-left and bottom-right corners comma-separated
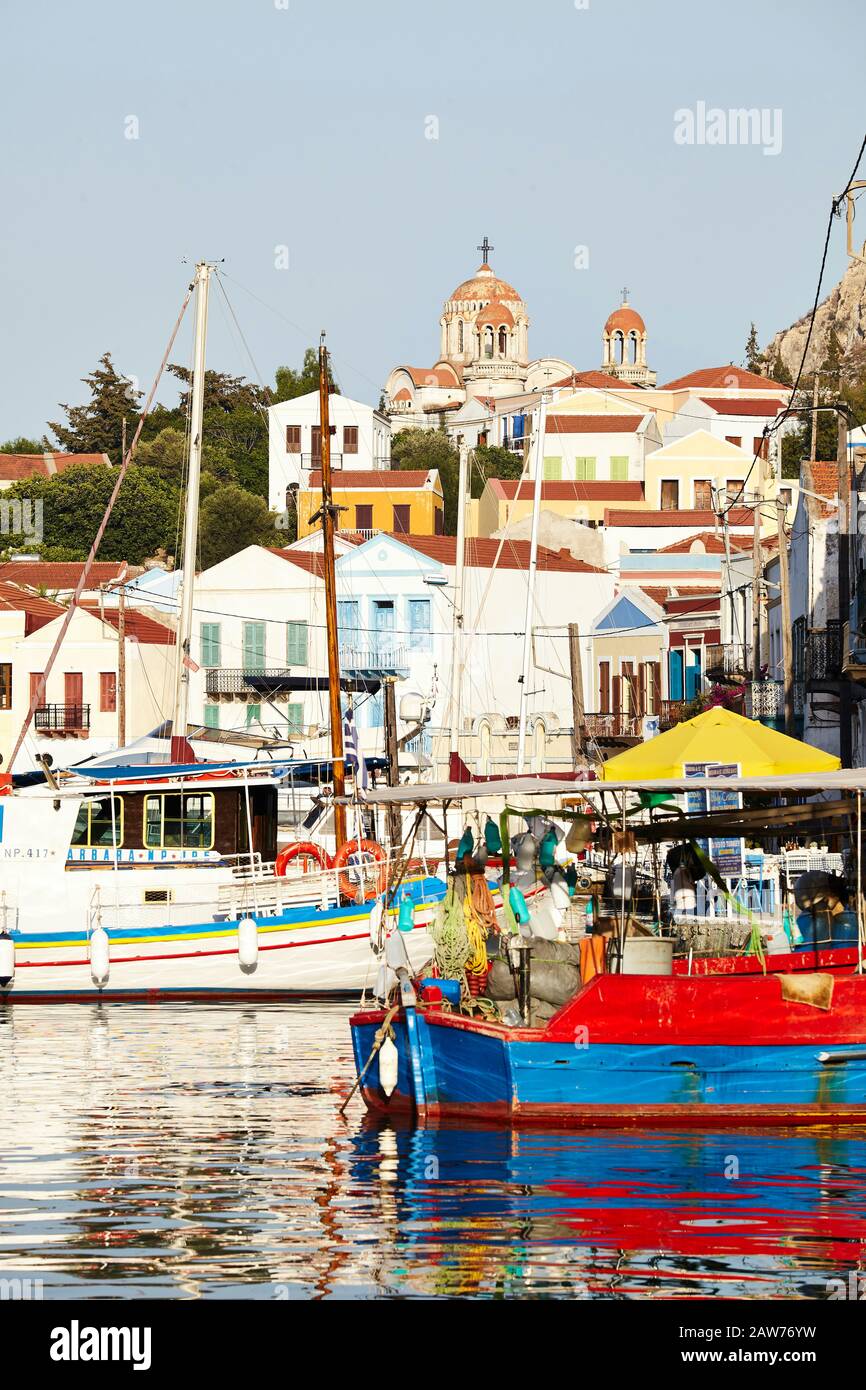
(448, 439, 469, 775)
(170, 260, 212, 762)
(318, 338, 347, 848)
(516, 391, 548, 773)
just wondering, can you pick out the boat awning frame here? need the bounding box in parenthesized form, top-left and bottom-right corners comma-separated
(362, 770, 866, 804)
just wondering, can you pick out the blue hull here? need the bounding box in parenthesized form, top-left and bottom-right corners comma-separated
(350, 1014, 866, 1127)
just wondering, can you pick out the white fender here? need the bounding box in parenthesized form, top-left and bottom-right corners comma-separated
(379, 1035, 399, 1098)
(0, 932, 14, 987)
(368, 895, 385, 953)
(89, 926, 110, 988)
(238, 916, 259, 972)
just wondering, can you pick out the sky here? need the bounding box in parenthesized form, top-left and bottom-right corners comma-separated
(1, 0, 864, 441)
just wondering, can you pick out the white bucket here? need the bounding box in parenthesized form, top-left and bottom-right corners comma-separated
(621, 937, 674, 976)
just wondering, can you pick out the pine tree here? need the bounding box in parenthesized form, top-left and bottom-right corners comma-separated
(744, 322, 765, 374)
(48, 352, 142, 458)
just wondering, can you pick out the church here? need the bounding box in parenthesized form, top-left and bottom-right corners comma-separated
(384, 238, 654, 430)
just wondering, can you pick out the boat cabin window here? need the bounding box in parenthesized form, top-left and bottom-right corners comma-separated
(144, 792, 215, 850)
(71, 796, 124, 847)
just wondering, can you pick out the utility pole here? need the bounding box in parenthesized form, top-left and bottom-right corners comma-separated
(777, 496, 795, 737)
(838, 404, 853, 766)
(448, 439, 469, 778)
(382, 677, 401, 850)
(568, 622, 585, 765)
(809, 374, 820, 464)
(317, 337, 347, 847)
(752, 493, 762, 682)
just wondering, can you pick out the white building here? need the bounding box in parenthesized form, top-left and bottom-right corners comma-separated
(267, 390, 392, 513)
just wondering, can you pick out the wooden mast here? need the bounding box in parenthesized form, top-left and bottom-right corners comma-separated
(317, 337, 347, 848)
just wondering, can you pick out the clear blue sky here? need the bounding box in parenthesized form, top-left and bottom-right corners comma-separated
(2, 0, 864, 441)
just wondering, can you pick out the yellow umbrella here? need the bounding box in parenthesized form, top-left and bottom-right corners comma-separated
(598, 706, 841, 781)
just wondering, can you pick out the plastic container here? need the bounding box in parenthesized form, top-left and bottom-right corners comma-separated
(397, 891, 415, 933)
(621, 937, 674, 976)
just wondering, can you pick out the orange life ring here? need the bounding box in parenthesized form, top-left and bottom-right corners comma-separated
(333, 837, 387, 902)
(275, 841, 333, 876)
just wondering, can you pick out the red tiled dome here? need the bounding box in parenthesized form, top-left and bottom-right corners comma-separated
(605, 305, 645, 334)
(476, 300, 515, 328)
(449, 263, 522, 304)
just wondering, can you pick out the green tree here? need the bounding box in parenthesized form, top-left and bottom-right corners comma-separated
(198, 484, 278, 569)
(48, 352, 142, 458)
(744, 323, 765, 374)
(4, 462, 175, 563)
(391, 426, 461, 532)
(273, 348, 338, 402)
(469, 444, 524, 498)
(0, 435, 45, 454)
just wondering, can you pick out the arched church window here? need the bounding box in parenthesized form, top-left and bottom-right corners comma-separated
(498, 326, 508, 356)
(614, 331, 625, 365)
(628, 332, 638, 365)
(484, 326, 494, 359)
(457, 320, 464, 352)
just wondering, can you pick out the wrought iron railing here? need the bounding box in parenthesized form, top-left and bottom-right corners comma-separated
(805, 621, 843, 682)
(34, 703, 90, 732)
(584, 712, 643, 739)
(659, 700, 686, 730)
(339, 645, 409, 675)
(746, 678, 805, 719)
(205, 668, 294, 698)
(705, 643, 751, 679)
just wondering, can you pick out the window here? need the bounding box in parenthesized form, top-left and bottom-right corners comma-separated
(242, 622, 265, 671)
(72, 796, 124, 848)
(434, 507, 444, 535)
(694, 480, 713, 510)
(99, 672, 117, 713)
(145, 792, 214, 850)
(725, 435, 742, 448)
(610, 456, 629, 481)
(408, 598, 432, 652)
(660, 480, 680, 511)
(355, 503, 373, 530)
(285, 425, 301, 453)
(726, 479, 742, 502)
(311, 426, 322, 460)
(337, 600, 360, 650)
(393, 504, 410, 533)
(779, 487, 793, 507)
(574, 456, 596, 481)
(203, 705, 220, 729)
(287, 620, 308, 666)
(543, 456, 562, 481)
(245, 703, 261, 729)
(201, 622, 221, 668)
(598, 660, 610, 713)
(29, 672, 42, 706)
(457, 320, 464, 352)
(343, 426, 358, 454)
(286, 702, 304, 733)
(754, 436, 769, 460)
(0, 664, 11, 710)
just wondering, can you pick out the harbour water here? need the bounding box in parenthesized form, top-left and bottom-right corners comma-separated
(2, 1004, 866, 1300)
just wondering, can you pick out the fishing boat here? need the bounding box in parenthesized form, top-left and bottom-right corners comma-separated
(349, 769, 866, 1126)
(0, 263, 447, 1001)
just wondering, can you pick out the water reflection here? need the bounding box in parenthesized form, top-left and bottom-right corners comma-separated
(1, 1005, 865, 1299)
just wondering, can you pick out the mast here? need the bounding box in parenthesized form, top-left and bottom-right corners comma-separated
(170, 260, 212, 763)
(516, 392, 548, 773)
(448, 439, 469, 777)
(317, 337, 347, 848)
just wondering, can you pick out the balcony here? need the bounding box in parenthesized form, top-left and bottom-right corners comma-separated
(704, 643, 751, 683)
(34, 703, 90, 736)
(805, 621, 842, 684)
(297, 452, 343, 472)
(339, 645, 409, 678)
(583, 712, 643, 743)
(205, 668, 296, 699)
(659, 700, 687, 731)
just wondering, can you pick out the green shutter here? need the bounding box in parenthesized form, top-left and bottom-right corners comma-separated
(574, 456, 597, 481)
(201, 622, 221, 667)
(203, 704, 220, 729)
(610, 456, 629, 481)
(287, 620, 308, 666)
(245, 703, 261, 728)
(286, 702, 304, 733)
(242, 622, 265, 671)
(543, 456, 562, 481)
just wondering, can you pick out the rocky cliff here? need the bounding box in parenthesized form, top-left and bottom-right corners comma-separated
(764, 252, 866, 380)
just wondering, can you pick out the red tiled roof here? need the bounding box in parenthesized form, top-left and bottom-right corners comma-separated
(403, 365, 461, 388)
(271, 549, 325, 578)
(660, 366, 791, 392)
(306, 469, 437, 490)
(79, 603, 176, 645)
(638, 584, 720, 607)
(389, 533, 606, 573)
(547, 414, 644, 433)
(806, 462, 839, 500)
(657, 532, 728, 554)
(0, 451, 110, 481)
(0, 561, 130, 589)
(551, 371, 639, 391)
(701, 397, 784, 417)
(604, 508, 754, 528)
(0, 581, 65, 634)
(605, 306, 645, 334)
(490, 478, 644, 502)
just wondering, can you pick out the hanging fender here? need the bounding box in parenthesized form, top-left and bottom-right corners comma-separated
(333, 838, 388, 902)
(275, 841, 333, 876)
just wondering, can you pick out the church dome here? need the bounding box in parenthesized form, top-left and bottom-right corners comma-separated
(605, 303, 645, 334)
(476, 300, 515, 328)
(449, 263, 522, 305)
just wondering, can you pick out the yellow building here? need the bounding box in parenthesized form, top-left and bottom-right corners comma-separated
(643, 428, 780, 522)
(296, 468, 444, 539)
(473, 476, 648, 536)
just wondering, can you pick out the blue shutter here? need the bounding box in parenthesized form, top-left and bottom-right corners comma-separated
(408, 599, 432, 652)
(337, 601, 360, 658)
(669, 650, 684, 702)
(287, 620, 308, 666)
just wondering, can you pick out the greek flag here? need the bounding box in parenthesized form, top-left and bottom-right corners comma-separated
(343, 705, 368, 790)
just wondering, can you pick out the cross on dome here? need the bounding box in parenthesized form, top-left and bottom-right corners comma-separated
(477, 236, 494, 266)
